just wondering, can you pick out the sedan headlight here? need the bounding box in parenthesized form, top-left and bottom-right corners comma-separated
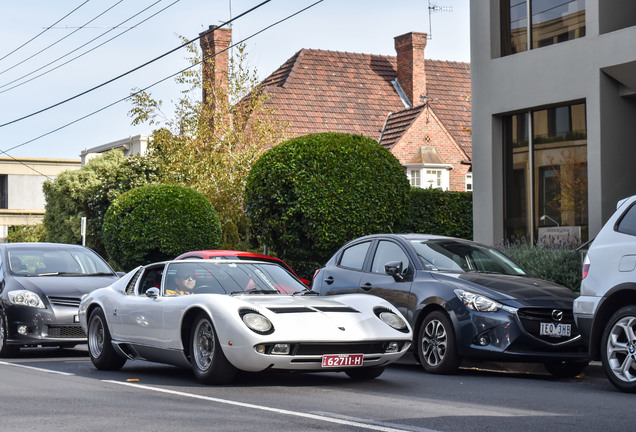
(8, 290, 46, 309)
(375, 308, 408, 332)
(241, 312, 273, 334)
(454, 289, 502, 312)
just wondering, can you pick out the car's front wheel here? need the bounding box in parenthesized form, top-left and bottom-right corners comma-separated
(0, 311, 19, 358)
(190, 312, 237, 384)
(345, 366, 385, 380)
(543, 360, 589, 378)
(87, 307, 126, 370)
(601, 306, 636, 392)
(417, 310, 461, 374)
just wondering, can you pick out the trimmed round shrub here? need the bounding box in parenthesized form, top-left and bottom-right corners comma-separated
(245, 132, 410, 277)
(103, 184, 221, 270)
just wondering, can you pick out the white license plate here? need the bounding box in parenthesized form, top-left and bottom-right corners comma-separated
(321, 354, 364, 368)
(540, 322, 571, 337)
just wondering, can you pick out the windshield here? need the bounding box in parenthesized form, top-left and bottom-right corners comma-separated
(164, 261, 309, 295)
(8, 247, 114, 276)
(409, 239, 527, 276)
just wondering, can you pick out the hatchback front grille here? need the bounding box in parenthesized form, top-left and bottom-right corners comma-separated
(48, 296, 81, 307)
(47, 325, 85, 338)
(517, 308, 581, 343)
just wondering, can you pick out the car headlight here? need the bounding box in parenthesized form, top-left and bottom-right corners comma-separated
(375, 308, 408, 332)
(8, 290, 46, 309)
(454, 289, 502, 312)
(241, 312, 273, 334)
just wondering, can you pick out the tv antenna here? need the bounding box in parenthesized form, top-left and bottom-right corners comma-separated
(427, 0, 453, 40)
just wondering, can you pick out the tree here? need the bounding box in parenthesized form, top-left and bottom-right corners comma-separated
(244, 132, 410, 278)
(102, 184, 221, 271)
(128, 41, 286, 250)
(42, 150, 159, 257)
(7, 224, 46, 243)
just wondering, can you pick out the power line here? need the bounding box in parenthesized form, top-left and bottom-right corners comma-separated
(0, 0, 125, 76)
(0, 0, 179, 93)
(2, 0, 324, 157)
(0, 0, 272, 129)
(0, 0, 91, 63)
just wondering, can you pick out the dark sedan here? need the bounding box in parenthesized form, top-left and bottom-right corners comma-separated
(312, 234, 589, 378)
(0, 243, 119, 356)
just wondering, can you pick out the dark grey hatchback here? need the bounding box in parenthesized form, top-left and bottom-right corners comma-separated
(312, 234, 589, 378)
(0, 243, 119, 357)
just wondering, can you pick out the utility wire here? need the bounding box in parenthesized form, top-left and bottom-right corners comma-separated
(0, 0, 91, 63)
(1, 0, 324, 157)
(0, 0, 179, 93)
(0, 0, 124, 76)
(0, 0, 272, 129)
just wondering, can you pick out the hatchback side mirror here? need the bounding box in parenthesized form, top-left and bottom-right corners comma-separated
(385, 261, 404, 282)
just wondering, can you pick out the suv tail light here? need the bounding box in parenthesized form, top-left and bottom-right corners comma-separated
(581, 255, 590, 280)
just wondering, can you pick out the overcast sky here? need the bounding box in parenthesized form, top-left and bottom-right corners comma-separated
(0, 0, 469, 160)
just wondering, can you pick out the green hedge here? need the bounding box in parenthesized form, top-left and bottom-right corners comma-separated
(103, 184, 221, 271)
(400, 187, 473, 239)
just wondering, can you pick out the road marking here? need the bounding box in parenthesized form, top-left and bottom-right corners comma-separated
(0, 360, 75, 376)
(103, 380, 438, 432)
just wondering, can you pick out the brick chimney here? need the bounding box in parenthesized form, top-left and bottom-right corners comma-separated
(394, 32, 427, 107)
(199, 25, 232, 110)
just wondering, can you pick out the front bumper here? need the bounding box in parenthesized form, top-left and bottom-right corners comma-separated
(4, 304, 86, 347)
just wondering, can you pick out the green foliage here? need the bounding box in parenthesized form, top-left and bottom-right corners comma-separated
(497, 240, 582, 292)
(245, 132, 410, 278)
(6, 224, 46, 243)
(103, 184, 221, 271)
(400, 188, 473, 239)
(42, 150, 160, 258)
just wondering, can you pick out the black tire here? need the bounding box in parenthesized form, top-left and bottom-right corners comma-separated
(417, 310, 462, 374)
(190, 312, 237, 384)
(601, 305, 636, 392)
(345, 366, 385, 380)
(87, 307, 126, 370)
(0, 311, 19, 358)
(544, 360, 589, 378)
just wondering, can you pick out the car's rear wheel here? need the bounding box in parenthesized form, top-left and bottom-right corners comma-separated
(190, 312, 236, 384)
(345, 366, 385, 380)
(417, 310, 461, 374)
(543, 360, 589, 378)
(87, 307, 126, 370)
(601, 306, 636, 392)
(0, 311, 19, 358)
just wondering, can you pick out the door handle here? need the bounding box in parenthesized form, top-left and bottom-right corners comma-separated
(324, 276, 334, 285)
(360, 282, 373, 291)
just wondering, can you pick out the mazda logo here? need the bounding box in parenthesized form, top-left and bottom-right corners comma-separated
(552, 310, 564, 322)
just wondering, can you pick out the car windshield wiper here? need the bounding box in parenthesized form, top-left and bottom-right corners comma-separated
(292, 290, 319, 296)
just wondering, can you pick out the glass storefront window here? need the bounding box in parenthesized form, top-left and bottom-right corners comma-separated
(501, 0, 586, 57)
(503, 102, 588, 243)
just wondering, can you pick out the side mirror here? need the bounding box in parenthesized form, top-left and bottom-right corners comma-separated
(146, 287, 160, 298)
(385, 261, 404, 282)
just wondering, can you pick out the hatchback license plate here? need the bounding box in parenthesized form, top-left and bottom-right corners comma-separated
(540, 322, 571, 337)
(322, 354, 364, 367)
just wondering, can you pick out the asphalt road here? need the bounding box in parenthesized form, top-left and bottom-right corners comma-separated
(0, 347, 632, 432)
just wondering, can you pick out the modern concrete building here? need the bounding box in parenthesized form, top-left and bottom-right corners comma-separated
(0, 157, 81, 240)
(471, 0, 636, 246)
(80, 134, 150, 165)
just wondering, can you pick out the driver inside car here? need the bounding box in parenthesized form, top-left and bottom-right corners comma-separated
(166, 268, 197, 295)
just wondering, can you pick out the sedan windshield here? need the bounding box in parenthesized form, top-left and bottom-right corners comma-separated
(8, 247, 114, 277)
(409, 240, 527, 276)
(165, 261, 308, 295)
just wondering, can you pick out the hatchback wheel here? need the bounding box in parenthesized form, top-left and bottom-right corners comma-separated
(0, 311, 19, 358)
(601, 306, 636, 392)
(417, 311, 461, 374)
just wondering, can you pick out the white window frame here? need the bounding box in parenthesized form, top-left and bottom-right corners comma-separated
(465, 173, 473, 191)
(406, 165, 451, 191)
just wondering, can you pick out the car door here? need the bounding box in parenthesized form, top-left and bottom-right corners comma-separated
(319, 240, 372, 295)
(360, 240, 414, 320)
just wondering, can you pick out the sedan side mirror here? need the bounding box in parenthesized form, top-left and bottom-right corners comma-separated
(385, 261, 404, 282)
(146, 287, 160, 298)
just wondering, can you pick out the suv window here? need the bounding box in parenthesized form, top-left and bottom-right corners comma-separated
(371, 241, 410, 274)
(339, 242, 370, 270)
(616, 203, 636, 236)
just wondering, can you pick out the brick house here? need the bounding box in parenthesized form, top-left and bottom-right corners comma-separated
(200, 26, 472, 192)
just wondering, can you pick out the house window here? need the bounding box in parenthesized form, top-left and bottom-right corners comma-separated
(465, 173, 473, 192)
(501, 0, 586, 57)
(410, 170, 420, 187)
(424, 169, 447, 190)
(503, 102, 588, 243)
(0, 175, 7, 209)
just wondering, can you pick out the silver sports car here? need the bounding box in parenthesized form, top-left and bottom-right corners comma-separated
(78, 259, 412, 384)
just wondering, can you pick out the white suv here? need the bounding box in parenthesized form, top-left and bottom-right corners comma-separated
(574, 195, 636, 392)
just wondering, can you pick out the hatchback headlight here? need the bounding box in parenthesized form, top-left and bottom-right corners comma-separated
(454, 289, 502, 312)
(8, 290, 45, 309)
(241, 312, 273, 334)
